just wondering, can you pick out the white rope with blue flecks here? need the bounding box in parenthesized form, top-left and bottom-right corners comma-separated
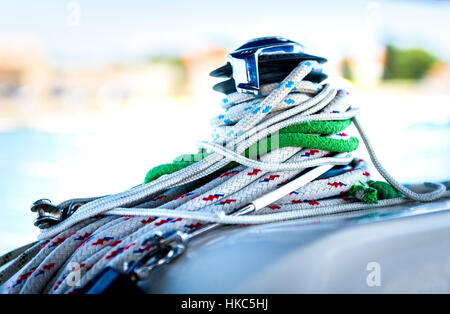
(2, 60, 447, 294)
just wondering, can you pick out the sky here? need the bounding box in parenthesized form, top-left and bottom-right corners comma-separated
(0, 0, 449, 69)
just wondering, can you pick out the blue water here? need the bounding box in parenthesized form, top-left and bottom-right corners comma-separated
(0, 130, 86, 250)
(0, 123, 197, 253)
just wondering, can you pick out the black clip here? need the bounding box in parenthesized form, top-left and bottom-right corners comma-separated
(78, 230, 186, 294)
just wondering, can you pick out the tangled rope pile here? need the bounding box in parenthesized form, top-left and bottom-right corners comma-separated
(0, 59, 447, 294)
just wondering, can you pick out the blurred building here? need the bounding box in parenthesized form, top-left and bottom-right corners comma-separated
(0, 38, 190, 125)
(182, 46, 227, 99)
(0, 36, 51, 112)
(425, 62, 450, 93)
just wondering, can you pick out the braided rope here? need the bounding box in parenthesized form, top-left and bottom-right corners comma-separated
(0, 241, 38, 269)
(2, 59, 446, 294)
(0, 241, 43, 286)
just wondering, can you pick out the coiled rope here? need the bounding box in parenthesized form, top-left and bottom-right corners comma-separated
(1, 60, 447, 294)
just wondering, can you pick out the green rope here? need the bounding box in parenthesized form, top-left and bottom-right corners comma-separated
(144, 119, 358, 184)
(349, 180, 403, 204)
(368, 180, 404, 199)
(144, 162, 194, 184)
(349, 181, 378, 204)
(279, 119, 352, 135)
(244, 133, 358, 158)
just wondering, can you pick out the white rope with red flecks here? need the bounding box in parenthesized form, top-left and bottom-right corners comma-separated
(1, 60, 446, 294)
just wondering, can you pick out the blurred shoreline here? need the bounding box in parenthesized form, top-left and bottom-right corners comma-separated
(1, 81, 449, 133)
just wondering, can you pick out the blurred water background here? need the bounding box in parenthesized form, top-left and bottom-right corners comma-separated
(0, 0, 449, 252)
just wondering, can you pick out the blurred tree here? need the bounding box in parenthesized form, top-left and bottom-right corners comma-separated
(148, 55, 188, 96)
(382, 45, 438, 80)
(341, 57, 355, 82)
